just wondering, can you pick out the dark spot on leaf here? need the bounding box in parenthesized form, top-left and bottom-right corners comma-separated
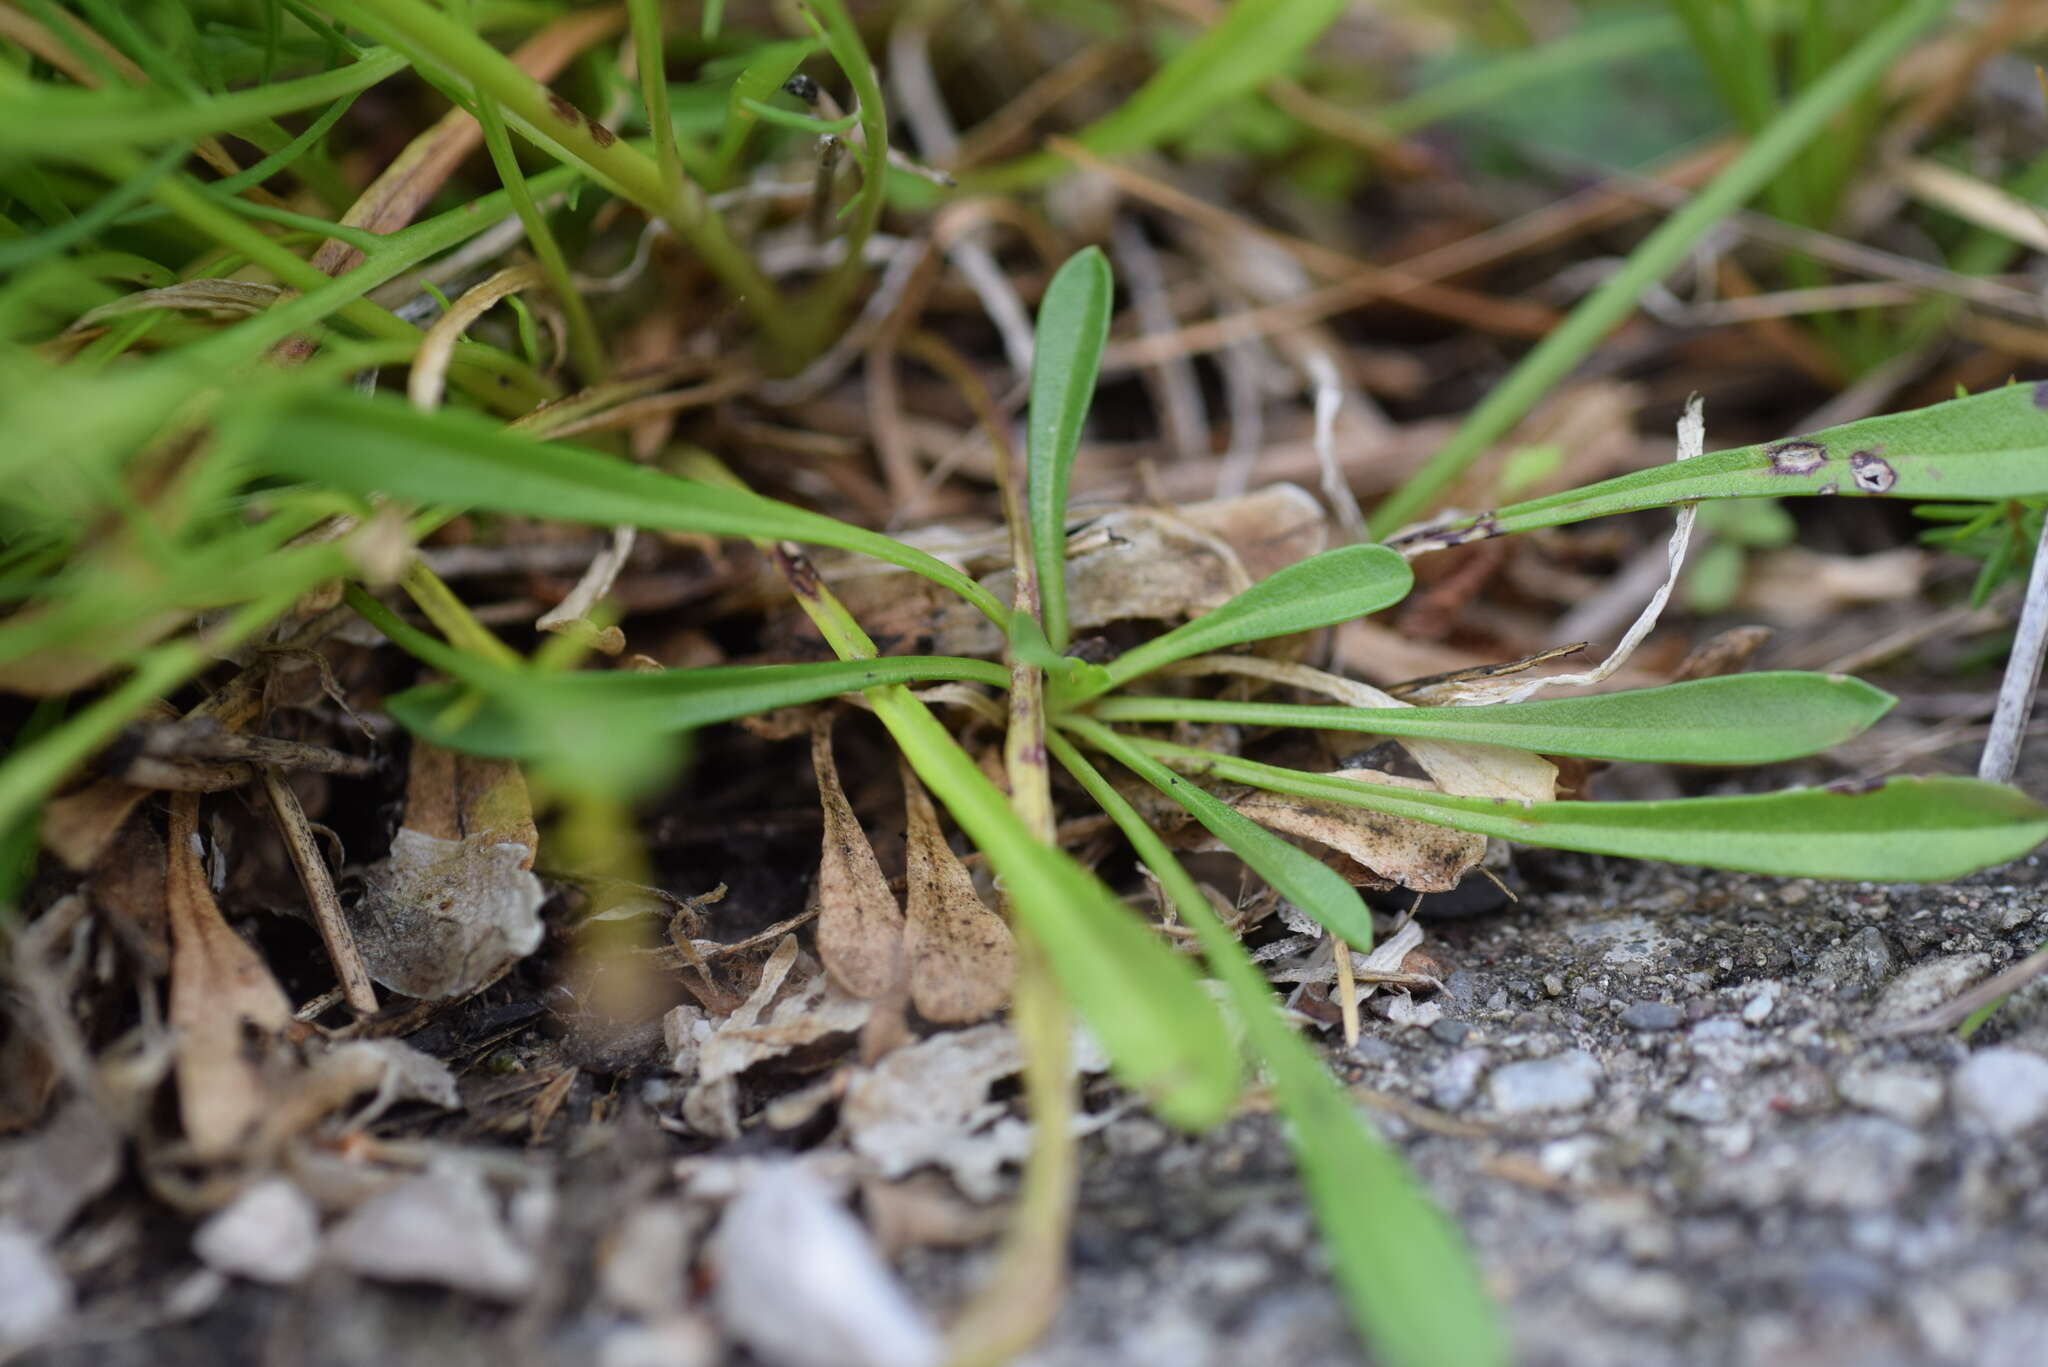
(1826, 776, 1886, 796)
(546, 92, 581, 125)
(774, 543, 822, 597)
(1766, 440, 1826, 476)
(588, 121, 616, 148)
(1848, 450, 1896, 494)
(2033, 380, 2048, 410)
(1817, 481, 1838, 496)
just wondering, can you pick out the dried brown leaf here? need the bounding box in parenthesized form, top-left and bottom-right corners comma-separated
(86, 813, 171, 974)
(165, 794, 294, 1160)
(840, 1022, 1112, 1203)
(899, 761, 1013, 1024)
(1228, 772, 1485, 892)
(346, 743, 544, 1000)
(681, 936, 871, 1138)
(810, 716, 904, 999)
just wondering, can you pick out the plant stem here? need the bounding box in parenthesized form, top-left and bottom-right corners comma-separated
(1978, 512, 2048, 784)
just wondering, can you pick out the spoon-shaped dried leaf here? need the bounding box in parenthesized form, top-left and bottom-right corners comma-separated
(899, 761, 1014, 1024)
(165, 793, 293, 1159)
(1229, 773, 1486, 892)
(811, 715, 905, 999)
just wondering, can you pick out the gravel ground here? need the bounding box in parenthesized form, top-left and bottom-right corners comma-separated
(23, 838, 2048, 1367)
(996, 851, 2048, 1367)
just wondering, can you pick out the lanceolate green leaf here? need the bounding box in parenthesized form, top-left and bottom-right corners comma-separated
(868, 689, 1240, 1130)
(387, 658, 1011, 758)
(1028, 248, 1114, 652)
(1137, 741, 2048, 883)
(1063, 716, 1376, 947)
(1048, 733, 1507, 1367)
(1391, 384, 2048, 550)
(259, 390, 1006, 623)
(1090, 672, 1894, 765)
(1074, 544, 1413, 701)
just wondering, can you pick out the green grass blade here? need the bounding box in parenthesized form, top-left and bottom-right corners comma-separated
(972, 0, 1347, 190)
(1089, 672, 1895, 765)
(1390, 384, 2048, 549)
(1136, 741, 2048, 882)
(1367, 0, 1953, 536)
(385, 658, 1012, 758)
(1076, 544, 1412, 701)
(1027, 247, 1114, 652)
(257, 389, 1008, 623)
(1376, 12, 1682, 136)
(799, 0, 890, 338)
(0, 50, 409, 155)
(870, 689, 1241, 1129)
(1063, 716, 1376, 947)
(1048, 733, 1507, 1367)
(712, 39, 815, 183)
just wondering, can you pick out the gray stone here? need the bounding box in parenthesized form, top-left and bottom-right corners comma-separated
(1666, 1075, 1733, 1124)
(1953, 1047, 2048, 1138)
(193, 1179, 320, 1286)
(0, 1224, 69, 1354)
(1103, 1118, 1169, 1159)
(1488, 1050, 1602, 1115)
(1430, 1048, 1491, 1111)
(1620, 1000, 1682, 1032)
(1578, 1262, 1690, 1325)
(1836, 1064, 1944, 1127)
(1813, 926, 1894, 993)
(1870, 953, 1992, 1025)
(1798, 1118, 1932, 1210)
(1428, 1017, 1471, 1046)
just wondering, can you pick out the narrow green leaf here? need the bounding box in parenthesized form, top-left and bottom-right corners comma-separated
(385, 657, 1011, 758)
(258, 389, 1007, 624)
(1075, 544, 1413, 701)
(1138, 742, 2048, 883)
(0, 50, 409, 155)
(1391, 383, 2048, 550)
(1028, 247, 1114, 652)
(796, 0, 890, 335)
(1090, 672, 1895, 765)
(973, 0, 1348, 189)
(734, 99, 858, 136)
(1367, 0, 1954, 535)
(1048, 733, 1507, 1367)
(1063, 717, 1376, 947)
(870, 690, 1241, 1130)
(713, 39, 817, 180)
